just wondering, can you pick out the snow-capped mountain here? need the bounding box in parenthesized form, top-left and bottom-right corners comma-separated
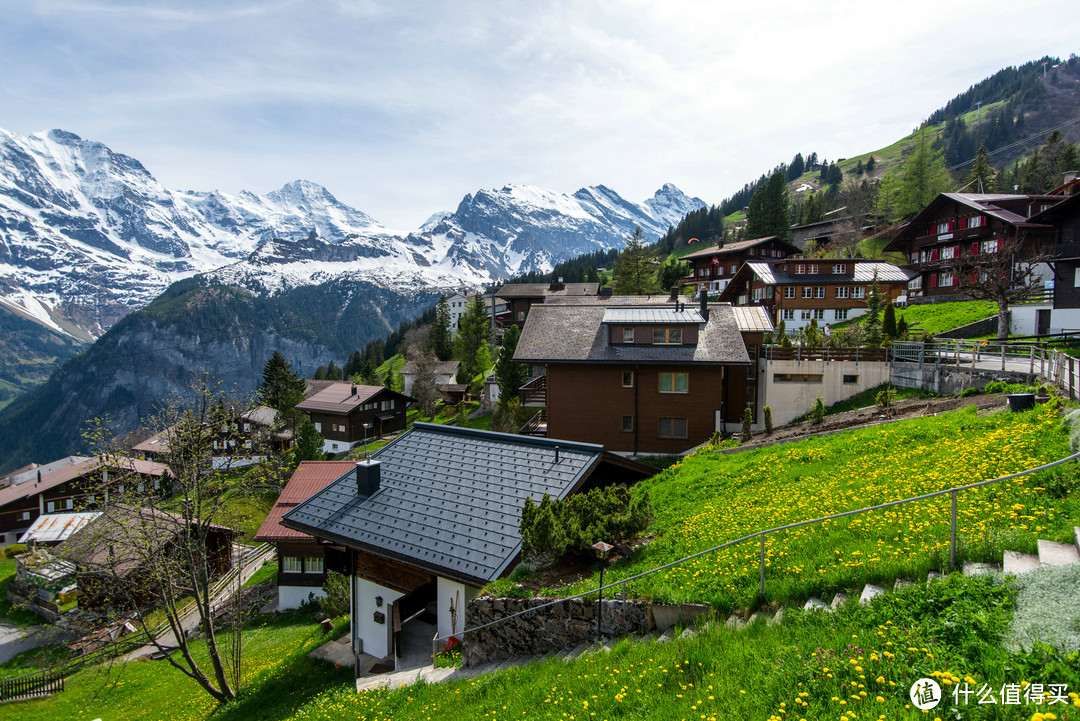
(0, 126, 705, 339)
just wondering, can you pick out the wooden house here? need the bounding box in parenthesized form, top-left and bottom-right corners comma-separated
(295, 383, 415, 454)
(680, 236, 799, 297)
(494, 280, 600, 328)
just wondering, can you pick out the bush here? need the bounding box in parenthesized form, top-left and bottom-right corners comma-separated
(764, 406, 773, 435)
(741, 407, 753, 442)
(875, 385, 897, 409)
(520, 487, 653, 563)
(319, 571, 350, 619)
(810, 395, 825, 425)
(2, 544, 27, 559)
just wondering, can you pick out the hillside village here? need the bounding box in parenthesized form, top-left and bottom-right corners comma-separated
(3, 60, 1080, 721)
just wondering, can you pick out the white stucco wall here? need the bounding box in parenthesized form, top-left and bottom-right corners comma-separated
(279, 585, 326, 611)
(1009, 304, 1080, 336)
(353, 577, 404, 660)
(762, 358, 891, 427)
(435, 577, 481, 645)
(321, 438, 357, 454)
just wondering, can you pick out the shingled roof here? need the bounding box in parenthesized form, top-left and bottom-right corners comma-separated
(295, 383, 413, 414)
(512, 301, 751, 366)
(680, 235, 799, 260)
(254, 461, 358, 543)
(282, 423, 654, 586)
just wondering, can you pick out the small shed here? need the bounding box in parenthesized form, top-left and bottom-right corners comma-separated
(14, 549, 78, 605)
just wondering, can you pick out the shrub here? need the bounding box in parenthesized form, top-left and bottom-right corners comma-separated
(810, 395, 825, 425)
(764, 406, 773, 435)
(2, 544, 27, 559)
(875, 385, 897, 409)
(741, 407, 753, 442)
(520, 487, 653, 563)
(319, 571, 350, 619)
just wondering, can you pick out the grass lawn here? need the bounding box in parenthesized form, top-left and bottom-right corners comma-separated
(243, 561, 278, 588)
(0, 557, 46, 627)
(0, 643, 74, 680)
(513, 403, 1077, 613)
(217, 490, 279, 544)
(791, 383, 935, 421)
(14, 610, 352, 721)
(285, 574, 1080, 721)
(831, 299, 997, 337)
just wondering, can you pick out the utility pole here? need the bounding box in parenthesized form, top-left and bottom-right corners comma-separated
(975, 100, 982, 123)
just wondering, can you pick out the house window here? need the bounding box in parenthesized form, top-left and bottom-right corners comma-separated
(47, 501, 56, 513)
(941, 245, 956, 260)
(306, 556, 324, 574)
(794, 263, 806, 274)
(622, 370, 634, 388)
(283, 556, 302, 573)
(808, 264, 819, 274)
(314, 422, 321, 432)
(381, 400, 393, 411)
(936, 221, 951, 234)
(802, 287, 813, 298)
(746, 345, 757, 380)
(621, 415, 634, 432)
(658, 417, 688, 439)
(968, 215, 984, 229)
(331, 443, 339, 451)
(784, 287, 795, 299)
(773, 373, 824, 383)
(939, 271, 954, 287)
(814, 287, 826, 298)
(729, 264, 737, 274)
(835, 287, 849, 299)
(243, 423, 251, 432)
(982, 239, 999, 254)
(117, 484, 125, 494)
(832, 264, 846, 274)
(852, 287, 866, 299)
(87, 495, 96, 505)
(66, 499, 74, 510)
(813, 309, 825, 320)
(20, 511, 31, 521)
(801, 309, 812, 320)
(653, 327, 683, 344)
(622, 327, 634, 343)
(843, 374, 859, 384)
(835, 309, 849, 320)
(782, 309, 795, 320)
(908, 276, 922, 290)
(658, 372, 689, 393)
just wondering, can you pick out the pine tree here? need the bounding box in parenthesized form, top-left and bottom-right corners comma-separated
(326, 361, 342, 380)
(882, 303, 897, 340)
(899, 129, 953, 218)
(293, 419, 325, 464)
(431, 297, 453, 361)
(453, 293, 493, 378)
(964, 144, 997, 193)
(864, 271, 884, 346)
(494, 325, 530, 403)
(897, 315, 909, 338)
(612, 227, 661, 295)
(874, 173, 903, 223)
(745, 172, 791, 240)
(741, 407, 753, 442)
(259, 351, 305, 412)
(865, 156, 877, 176)
(763, 406, 773, 435)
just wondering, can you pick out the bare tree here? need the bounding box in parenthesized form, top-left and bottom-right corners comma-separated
(949, 234, 1050, 340)
(69, 379, 274, 704)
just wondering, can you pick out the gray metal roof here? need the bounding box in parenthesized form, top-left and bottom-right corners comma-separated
(282, 424, 651, 586)
(602, 308, 705, 324)
(730, 306, 774, 333)
(743, 260, 913, 286)
(514, 302, 750, 366)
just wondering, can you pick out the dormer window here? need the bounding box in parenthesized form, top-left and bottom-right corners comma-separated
(832, 264, 847, 274)
(622, 327, 634, 343)
(653, 327, 682, 344)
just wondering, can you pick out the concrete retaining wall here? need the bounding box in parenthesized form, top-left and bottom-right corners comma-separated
(462, 596, 711, 666)
(939, 314, 1000, 339)
(890, 363, 1035, 395)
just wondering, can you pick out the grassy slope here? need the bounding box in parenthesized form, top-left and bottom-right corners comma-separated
(0, 558, 46, 627)
(530, 403, 1076, 612)
(831, 299, 997, 336)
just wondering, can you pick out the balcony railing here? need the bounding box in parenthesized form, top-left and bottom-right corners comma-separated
(518, 375, 547, 407)
(519, 409, 547, 437)
(1046, 242, 1080, 259)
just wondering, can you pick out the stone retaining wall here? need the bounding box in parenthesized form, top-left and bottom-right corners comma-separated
(462, 596, 711, 666)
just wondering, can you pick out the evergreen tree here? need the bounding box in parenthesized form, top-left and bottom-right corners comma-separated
(865, 156, 877, 176)
(293, 419, 325, 464)
(409, 347, 441, 418)
(826, 163, 843, 190)
(612, 227, 661, 295)
(882, 303, 897, 340)
(657, 259, 690, 293)
(787, 152, 805, 181)
(259, 351, 305, 412)
(897, 314, 909, 338)
(326, 361, 342, 380)
(964, 144, 997, 193)
(741, 407, 753, 442)
(874, 173, 903, 224)
(899, 129, 952, 218)
(494, 325, 530, 403)
(745, 172, 791, 240)
(343, 350, 363, 378)
(864, 271, 884, 346)
(313, 365, 327, 380)
(453, 293, 493, 378)
(431, 297, 453, 362)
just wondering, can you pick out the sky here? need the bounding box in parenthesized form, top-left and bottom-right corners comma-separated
(1, 0, 1078, 230)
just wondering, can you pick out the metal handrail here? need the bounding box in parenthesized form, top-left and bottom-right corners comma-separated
(436, 448, 1080, 647)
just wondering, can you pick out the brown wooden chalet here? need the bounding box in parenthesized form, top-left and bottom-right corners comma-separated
(717, 259, 913, 330)
(132, 405, 291, 460)
(494, 279, 600, 328)
(254, 460, 357, 610)
(680, 236, 800, 297)
(882, 193, 1060, 300)
(59, 504, 237, 611)
(513, 293, 772, 453)
(0, 456, 170, 547)
(1027, 185, 1080, 329)
(295, 383, 415, 453)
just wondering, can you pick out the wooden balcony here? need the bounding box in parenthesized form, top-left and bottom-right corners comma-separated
(519, 409, 547, 437)
(519, 375, 547, 407)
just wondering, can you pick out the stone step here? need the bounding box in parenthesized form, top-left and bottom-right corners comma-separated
(963, 562, 998, 576)
(927, 571, 943, 583)
(803, 597, 828, 612)
(829, 593, 848, 610)
(1037, 539, 1080, 567)
(724, 615, 744, 629)
(419, 666, 456, 684)
(893, 578, 914, 590)
(680, 627, 697, 639)
(1003, 550, 1041, 575)
(746, 612, 761, 625)
(563, 643, 589, 660)
(767, 607, 785, 626)
(656, 630, 672, 643)
(859, 584, 886, 604)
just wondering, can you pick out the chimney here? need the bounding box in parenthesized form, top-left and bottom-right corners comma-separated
(549, 276, 565, 291)
(699, 289, 709, 322)
(355, 459, 381, 498)
(1064, 170, 1078, 185)
(351, 384, 357, 395)
(669, 285, 679, 302)
(599, 286, 613, 299)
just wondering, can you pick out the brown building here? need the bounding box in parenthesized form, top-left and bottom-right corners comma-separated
(132, 405, 292, 461)
(680, 236, 800, 296)
(513, 294, 771, 453)
(494, 280, 600, 328)
(0, 456, 170, 547)
(717, 259, 913, 331)
(254, 460, 357, 610)
(295, 383, 415, 454)
(882, 193, 1060, 300)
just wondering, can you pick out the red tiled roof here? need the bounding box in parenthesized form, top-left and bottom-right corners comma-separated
(254, 461, 356, 542)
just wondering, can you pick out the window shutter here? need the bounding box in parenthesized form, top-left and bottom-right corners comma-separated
(930, 274, 938, 288)
(971, 242, 979, 255)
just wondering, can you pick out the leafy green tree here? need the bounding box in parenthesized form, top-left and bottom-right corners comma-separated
(657, 259, 690, 293)
(520, 487, 653, 562)
(746, 172, 791, 240)
(431, 297, 453, 362)
(259, 351, 305, 412)
(453, 294, 493, 379)
(899, 129, 952, 218)
(612, 227, 660, 295)
(494, 325, 529, 403)
(964, 144, 997, 193)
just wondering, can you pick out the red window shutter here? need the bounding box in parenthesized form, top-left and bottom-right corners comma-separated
(971, 270, 977, 282)
(971, 242, 979, 255)
(930, 274, 938, 288)
(930, 248, 938, 261)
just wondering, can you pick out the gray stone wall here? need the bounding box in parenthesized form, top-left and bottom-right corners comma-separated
(462, 596, 711, 666)
(938, 314, 1001, 339)
(891, 363, 1033, 395)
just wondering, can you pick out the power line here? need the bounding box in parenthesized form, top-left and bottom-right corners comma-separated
(946, 114, 1080, 172)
